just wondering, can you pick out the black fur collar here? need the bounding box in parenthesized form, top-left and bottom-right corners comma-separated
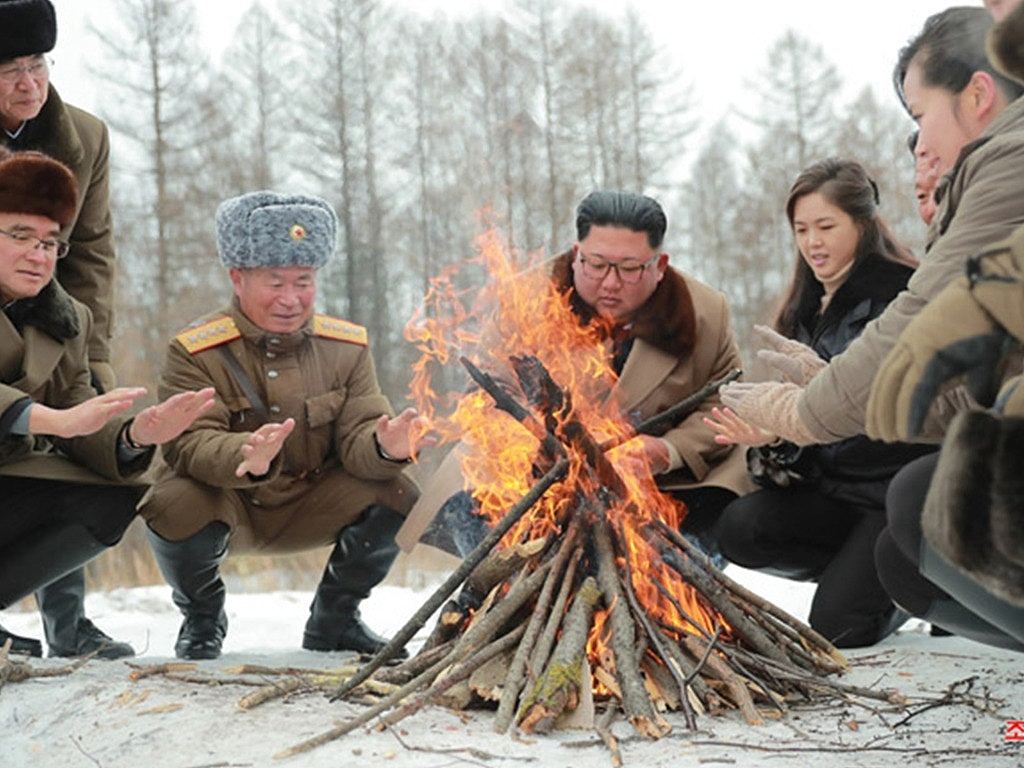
(4, 280, 81, 341)
(799, 253, 914, 334)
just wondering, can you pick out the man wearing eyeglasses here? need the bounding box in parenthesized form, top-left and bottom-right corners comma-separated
(397, 190, 752, 561)
(0, 0, 131, 660)
(0, 149, 215, 655)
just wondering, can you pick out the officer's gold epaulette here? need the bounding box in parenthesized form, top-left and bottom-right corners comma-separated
(175, 316, 241, 354)
(313, 314, 368, 346)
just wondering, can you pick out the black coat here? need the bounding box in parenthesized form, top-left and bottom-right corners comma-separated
(756, 255, 935, 508)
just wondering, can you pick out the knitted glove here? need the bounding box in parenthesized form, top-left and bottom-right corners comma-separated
(718, 381, 817, 445)
(752, 325, 827, 385)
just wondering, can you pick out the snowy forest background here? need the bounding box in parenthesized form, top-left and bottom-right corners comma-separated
(75, 0, 924, 588)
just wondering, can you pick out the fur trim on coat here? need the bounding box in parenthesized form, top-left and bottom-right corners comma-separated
(922, 410, 1024, 606)
(5, 279, 81, 341)
(550, 250, 696, 358)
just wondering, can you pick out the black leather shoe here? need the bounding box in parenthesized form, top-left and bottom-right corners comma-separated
(48, 618, 135, 660)
(175, 612, 227, 660)
(0, 624, 43, 657)
(303, 616, 407, 658)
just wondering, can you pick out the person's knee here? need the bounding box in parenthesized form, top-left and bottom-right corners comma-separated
(713, 495, 774, 566)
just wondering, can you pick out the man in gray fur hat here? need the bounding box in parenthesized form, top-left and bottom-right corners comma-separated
(0, 0, 130, 659)
(140, 191, 428, 660)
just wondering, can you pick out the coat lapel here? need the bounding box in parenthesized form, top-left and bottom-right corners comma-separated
(614, 338, 679, 412)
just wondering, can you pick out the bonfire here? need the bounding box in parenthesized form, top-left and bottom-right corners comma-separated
(278, 232, 903, 761)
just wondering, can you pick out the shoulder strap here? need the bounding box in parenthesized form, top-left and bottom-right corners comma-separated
(217, 345, 270, 423)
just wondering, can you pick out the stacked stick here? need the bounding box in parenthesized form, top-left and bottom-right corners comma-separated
(277, 359, 902, 761)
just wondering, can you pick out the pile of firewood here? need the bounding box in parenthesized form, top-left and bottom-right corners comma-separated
(277, 357, 903, 761)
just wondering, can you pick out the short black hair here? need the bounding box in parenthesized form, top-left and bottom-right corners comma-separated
(894, 6, 1024, 112)
(575, 190, 667, 249)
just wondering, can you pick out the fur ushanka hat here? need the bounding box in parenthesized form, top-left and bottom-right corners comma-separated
(0, 148, 78, 228)
(0, 0, 57, 62)
(215, 191, 339, 270)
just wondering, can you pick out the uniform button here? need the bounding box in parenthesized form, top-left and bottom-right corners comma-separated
(268, 370, 279, 379)
(266, 351, 276, 359)
(270, 405, 281, 414)
(269, 337, 280, 345)
(252, 499, 262, 507)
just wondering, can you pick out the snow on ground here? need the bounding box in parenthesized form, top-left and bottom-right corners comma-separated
(1, 568, 1022, 768)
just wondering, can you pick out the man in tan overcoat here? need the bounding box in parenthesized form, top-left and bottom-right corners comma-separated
(0, 149, 214, 650)
(0, 0, 128, 657)
(140, 191, 425, 660)
(398, 190, 752, 558)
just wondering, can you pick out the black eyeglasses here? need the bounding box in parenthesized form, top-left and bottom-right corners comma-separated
(577, 252, 657, 284)
(0, 228, 69, 259)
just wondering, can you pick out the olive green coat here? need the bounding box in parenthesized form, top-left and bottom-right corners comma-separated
(0, 281, 145, 484)
(140, 301, 418, 551)
(3, 86, 116, 368)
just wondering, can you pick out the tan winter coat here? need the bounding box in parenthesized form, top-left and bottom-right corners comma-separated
(140, 300, 418, 548)
(0, 281, 145, 484)
(798, 95, 1024, 442)
(3, 86, 117, 368)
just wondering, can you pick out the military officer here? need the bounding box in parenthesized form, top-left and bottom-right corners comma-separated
(140, 191, 426, 660)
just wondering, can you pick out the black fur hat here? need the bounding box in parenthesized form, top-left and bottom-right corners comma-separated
(989, 1, 1024, 84)
(0, 0, 56, 62)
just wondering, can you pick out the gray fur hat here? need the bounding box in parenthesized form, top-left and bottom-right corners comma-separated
(0, 0, 56, 62)
(215, 191, 338, 270)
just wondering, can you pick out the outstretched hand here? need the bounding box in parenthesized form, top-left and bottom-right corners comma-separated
(29, 387, 148, 439)
(375, 408, 438, 461)
(129, 388, 217, 446)
(703, 406, 776, 447)
(235, 418, 296, 478)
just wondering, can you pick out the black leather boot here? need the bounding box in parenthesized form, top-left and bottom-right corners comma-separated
(147, 523, 230, 660)
(0, 624, 42, 657)
(303, 506, 405, 656)
(37, 569, 135, 659)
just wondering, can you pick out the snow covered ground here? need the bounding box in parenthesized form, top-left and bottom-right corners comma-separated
(1, 568, 1022, 768)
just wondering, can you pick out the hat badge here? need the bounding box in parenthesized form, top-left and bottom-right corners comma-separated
(289, 224, 307, 241)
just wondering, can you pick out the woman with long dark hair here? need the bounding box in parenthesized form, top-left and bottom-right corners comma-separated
(705, 158, 934, 649)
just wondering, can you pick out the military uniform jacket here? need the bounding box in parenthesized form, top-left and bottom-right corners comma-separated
(3, 86, 117, 365)
(157, 301, 408, 509)
(0, 281, 144, 484)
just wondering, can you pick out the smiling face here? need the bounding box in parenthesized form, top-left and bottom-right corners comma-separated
(230, 266, 317, 334)
(0, 211, 60, 302)
(570, 225, 668, 322)
(791, 192, 860, 283)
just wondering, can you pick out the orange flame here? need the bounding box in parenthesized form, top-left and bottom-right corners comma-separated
(405, 230, 726, 679)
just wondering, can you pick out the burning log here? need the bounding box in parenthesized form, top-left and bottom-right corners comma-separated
(287, 351, 898, 762)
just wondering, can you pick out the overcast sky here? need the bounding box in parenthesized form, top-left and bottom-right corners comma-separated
(51, 0, 961, 132)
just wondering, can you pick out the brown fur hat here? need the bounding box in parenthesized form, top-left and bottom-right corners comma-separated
(988, 1, 1024, 84)
(0, 148, 78, 228)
